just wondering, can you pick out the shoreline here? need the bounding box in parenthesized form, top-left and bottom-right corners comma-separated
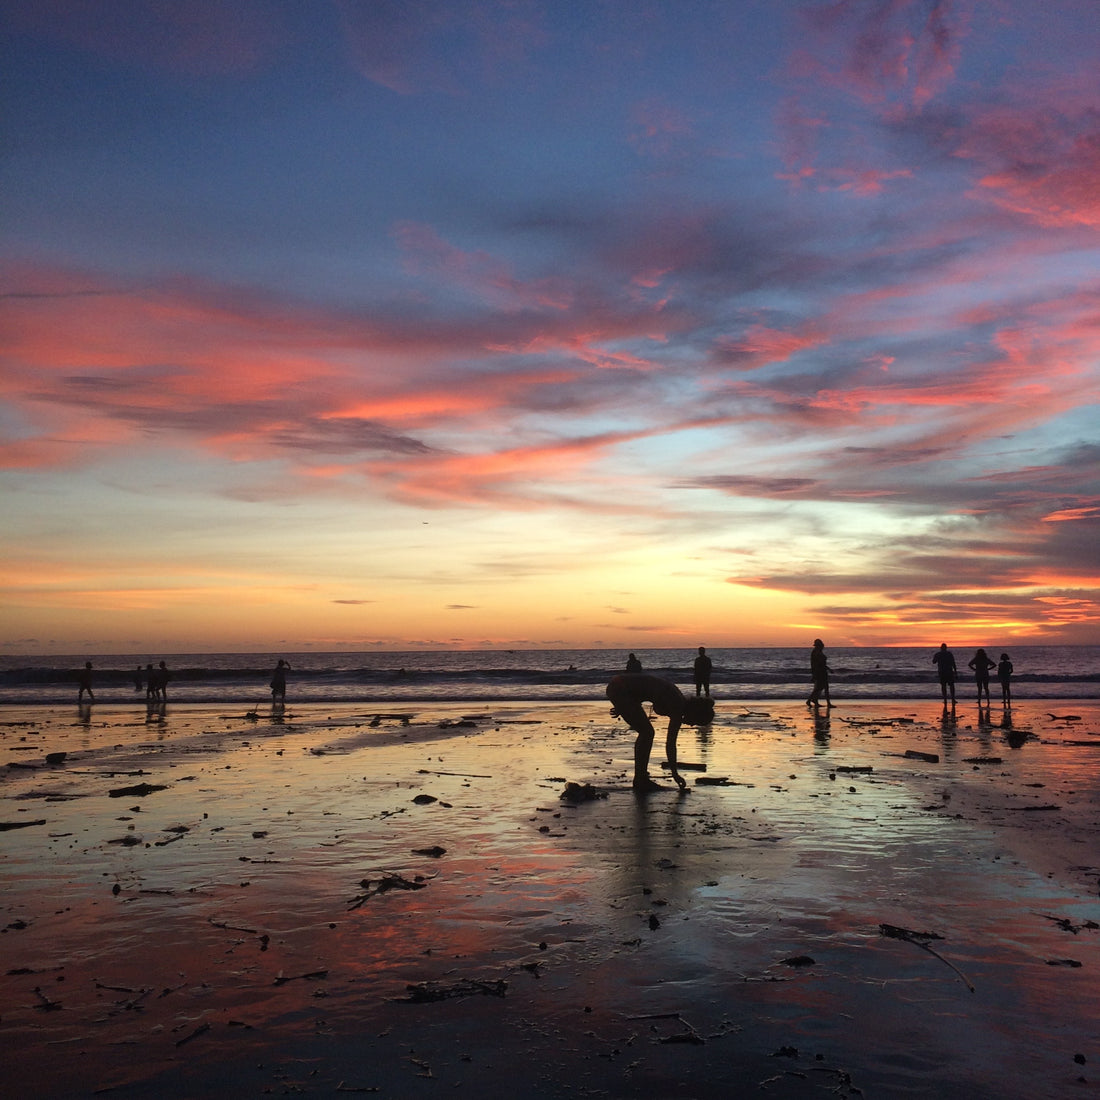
(2, 699, 1098, 1097)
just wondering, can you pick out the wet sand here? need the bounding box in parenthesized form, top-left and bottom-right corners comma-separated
(1, 697, 1098, 1098)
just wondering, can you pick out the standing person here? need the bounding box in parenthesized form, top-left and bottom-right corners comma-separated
(625, 652, 642, 672)
(133, 666, 143, 692)
(693, 646, 712, 697)
(806, 638, 833, 708)
(145, 663, 157, 701)
(968, 648, 996, 705)
(77, 661, 95, 703)
(155, 660, 170, 701)
(997, 652, 1014, 705)
(270, 658, 290, 704)
(932, 643, 957, 704)
(606, 673, 714, 793)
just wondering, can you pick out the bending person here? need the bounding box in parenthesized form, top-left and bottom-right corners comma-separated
(606, 673, 714, 793)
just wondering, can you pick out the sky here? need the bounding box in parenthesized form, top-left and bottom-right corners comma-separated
(2, 0, 1099, 655)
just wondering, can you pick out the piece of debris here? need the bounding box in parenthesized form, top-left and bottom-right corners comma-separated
(694, 776, 730, 785)
(108, 782, 168, 798)
(348, 873, 428, 909)
(560, 782, 607, 802)
(412, 794, 438, 805)
(780, 955, 816, 967)
(879, 923, 973, 992)
(273, 969, 328, 986)
(1046, 959, 1083, 967)
(963, 757, 1002, 764)
(836, 765, 873, 774)
(400, 978, 507, 1002)
(175, 1021, 211, 1046)
(903, 750, 940, 763)
(45, 752, 67, 766)
(1047, 713, 1081, 721)
(412, 846, 447, 857)
(0, 819, 47, 831)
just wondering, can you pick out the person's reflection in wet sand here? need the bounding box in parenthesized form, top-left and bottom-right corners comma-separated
(812, 708, 832, 745)
(606, 673, 714, 793)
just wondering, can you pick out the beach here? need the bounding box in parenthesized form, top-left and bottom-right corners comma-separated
(2, 697, 1098, 1098)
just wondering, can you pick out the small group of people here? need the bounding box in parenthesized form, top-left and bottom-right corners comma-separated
(932, 644, 1013, 706)
(138, 661, 171, 702)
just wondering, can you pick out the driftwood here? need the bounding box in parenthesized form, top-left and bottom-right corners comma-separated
(0, 819, 46, 831)
(879, 923, 974, 992)
(108, 782, 168, 798)
(903, 750, 940, 763)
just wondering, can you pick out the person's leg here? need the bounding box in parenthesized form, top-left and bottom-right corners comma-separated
(632, 716, 657, 787)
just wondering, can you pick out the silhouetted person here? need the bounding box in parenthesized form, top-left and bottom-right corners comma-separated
(693, 646, 712, 697)
(626, 653, 642, 672)
(932, 643, 957, 704)
(270, 658, 290, 703)
(154, 660, 170, 701)
(77, 661, 95, 703)
(806, 638, 833, 707)
(133, 666, 143, 692)
(145, 663, 157, 701)
(968, 648, 996, 705)
(997, 653, 1014, 705)
(606, 673, 714, 793)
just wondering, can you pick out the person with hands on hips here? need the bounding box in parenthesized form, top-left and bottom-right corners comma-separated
(606, 673, 714, 793)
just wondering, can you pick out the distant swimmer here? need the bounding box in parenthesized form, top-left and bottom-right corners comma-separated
(77, 661, 95, 703)
(693, 646, 712, 697)
(606, 673, 714, 793)
(967, 648, 996, 705)
(626, 653, 643, 673)
(270, 658, 290, 703)
(932, 644, 957, 704)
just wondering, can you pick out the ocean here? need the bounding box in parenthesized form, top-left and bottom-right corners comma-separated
(0, 646, 1097, 705)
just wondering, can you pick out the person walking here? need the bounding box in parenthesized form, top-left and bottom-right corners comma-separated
(77, 661, 95, 704)
(806, 639, 833, 708)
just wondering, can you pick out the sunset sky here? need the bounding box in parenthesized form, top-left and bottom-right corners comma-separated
(2, 0, 1099, 655)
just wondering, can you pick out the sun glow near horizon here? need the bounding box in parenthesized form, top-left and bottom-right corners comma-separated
(2, 2, 1098, 654)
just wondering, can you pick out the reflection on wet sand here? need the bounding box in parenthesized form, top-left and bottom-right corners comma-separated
(0, 700, 1097, 1098)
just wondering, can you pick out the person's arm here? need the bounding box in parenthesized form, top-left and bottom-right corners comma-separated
(665, 715, 685, 789)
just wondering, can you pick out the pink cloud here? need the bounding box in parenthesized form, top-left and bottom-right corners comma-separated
(713, 324, 828, 371)
(797, 0, 969, 108)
